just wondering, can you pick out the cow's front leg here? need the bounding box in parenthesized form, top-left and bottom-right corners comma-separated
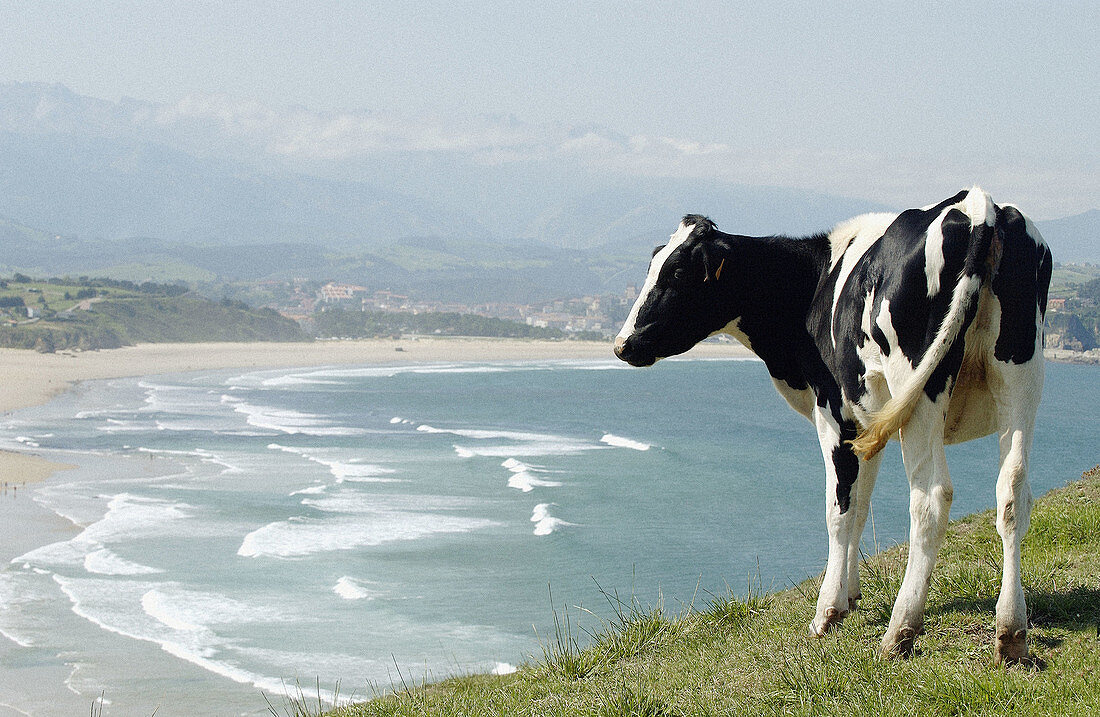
(845, 450, 883, 612)
(882, 396, 952, 658)
(809, 407, 860, 636)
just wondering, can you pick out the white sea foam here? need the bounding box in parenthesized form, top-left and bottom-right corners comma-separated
(54, 575, 289, 693)
(301, 491, 482, 515)
(232, 402, 364, 436)
(81, 494, 194, 543)
(15, 540, 87, 570)
(84, 548, 163, 576)
(238, 512, 497, 558)
(17, 494, 196, 570)
(0, 573, 45, 648)
(453, 441, 595, 458)
(333, 577, 382, 600)
(268, 443, 398, 483)
(138, 382, 220, 416)
(96, 420, 151, 433)
(232, 360, 630, 391)
(600, 433, 652, 451)
(260, 374, 342, 387)
(289, 484, 328, 496)
(143, 586, 288, 628)
(503, 458, 563, 492)
(141, 590, 203, 632)
(418, 423, 601, 457)
(530, 504, 572, 536)
(418, 425, 569, 442)
(507, 472, 563, 492)
(491, 662, 518, 675)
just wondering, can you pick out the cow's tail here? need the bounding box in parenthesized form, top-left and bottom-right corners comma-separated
(848, 189, 994, 460)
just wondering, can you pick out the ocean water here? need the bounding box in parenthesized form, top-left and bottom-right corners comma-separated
(0, 357, 1096, 716)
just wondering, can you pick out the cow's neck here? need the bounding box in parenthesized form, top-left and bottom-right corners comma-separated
(711, 232, 830, 388)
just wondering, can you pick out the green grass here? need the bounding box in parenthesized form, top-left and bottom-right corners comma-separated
(1050, 264, 1100, 298)
(324, 466, 1100, 716)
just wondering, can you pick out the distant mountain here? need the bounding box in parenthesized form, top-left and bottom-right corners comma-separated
(1036, 210, 1100, 264)
(526, 178, 891, 253)
(0, 83, 888, 248)
(0, 129, 489, 248)
(0, 82, 1094, 301)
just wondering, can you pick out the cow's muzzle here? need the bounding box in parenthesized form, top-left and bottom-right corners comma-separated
(613, 336, 656, 367)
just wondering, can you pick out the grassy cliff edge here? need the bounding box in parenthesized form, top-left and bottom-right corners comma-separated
(313, 466, 1100, 716)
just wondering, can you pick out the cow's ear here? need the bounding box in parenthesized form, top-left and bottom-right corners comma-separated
(697, 243, 713, 282)
(699, 243, 725, 283)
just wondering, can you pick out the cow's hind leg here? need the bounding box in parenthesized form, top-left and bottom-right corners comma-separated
(846, 450, 883, 612)
(882, 394, 953, 658)
(809, 406, 861, 636)
(991, 357, 1042, 664)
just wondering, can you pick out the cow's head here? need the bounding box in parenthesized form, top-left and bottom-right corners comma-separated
(614, 215, 733, 366)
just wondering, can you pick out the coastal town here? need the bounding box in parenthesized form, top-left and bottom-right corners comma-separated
(270, 278, 640, 337)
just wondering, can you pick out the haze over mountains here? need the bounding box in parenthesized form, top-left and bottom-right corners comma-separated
(0, 82, 1095, 302)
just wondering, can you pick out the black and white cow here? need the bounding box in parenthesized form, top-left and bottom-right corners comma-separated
(614, 188, 1051, 663)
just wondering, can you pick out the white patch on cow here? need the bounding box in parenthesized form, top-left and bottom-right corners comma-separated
(773, 377, 814, 419)
(616, 219, 697, 342)
(961, 186, 994, 227)
(810, 404, 854, 635)
(922, 188, 993, 299)
(875, 298, 899, 355)
(856, 289, 885, 378)
(924, 211, 948, 297)
(859, 289, 876, 341)
(828, 213, 897, 347)
(827, 212, 898, 269)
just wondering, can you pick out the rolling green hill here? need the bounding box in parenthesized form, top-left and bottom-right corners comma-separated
(0, 276, 307, 351)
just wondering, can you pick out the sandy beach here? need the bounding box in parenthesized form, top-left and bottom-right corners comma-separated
(0, 338, 753, 486)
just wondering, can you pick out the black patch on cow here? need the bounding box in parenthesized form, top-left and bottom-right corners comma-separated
(992, 206, 1048, 364)
(871, 322, 891, 356)
(728, 233, 832, 392)
(831, 426, 860, 513)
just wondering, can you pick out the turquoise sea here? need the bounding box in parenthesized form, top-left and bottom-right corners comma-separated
(0, 357, 1096, 716)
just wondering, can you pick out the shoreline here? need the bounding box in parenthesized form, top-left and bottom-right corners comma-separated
(0, 337, 753, 486)
(0, 452, 75, 492)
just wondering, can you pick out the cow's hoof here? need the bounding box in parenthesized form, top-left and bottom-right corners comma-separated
(880, 625, 919, 659)
(994, 628, 1028, 666)
(848, 593, 862, 612)
(809, 606, 848, 637)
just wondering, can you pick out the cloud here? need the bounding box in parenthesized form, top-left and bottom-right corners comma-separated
(3, 84, 1090, 219)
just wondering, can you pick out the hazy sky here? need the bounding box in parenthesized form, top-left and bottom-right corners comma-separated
(1, 1, 1096, 217)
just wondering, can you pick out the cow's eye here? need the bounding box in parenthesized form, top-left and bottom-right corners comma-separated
(672, 268, 686, 283)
